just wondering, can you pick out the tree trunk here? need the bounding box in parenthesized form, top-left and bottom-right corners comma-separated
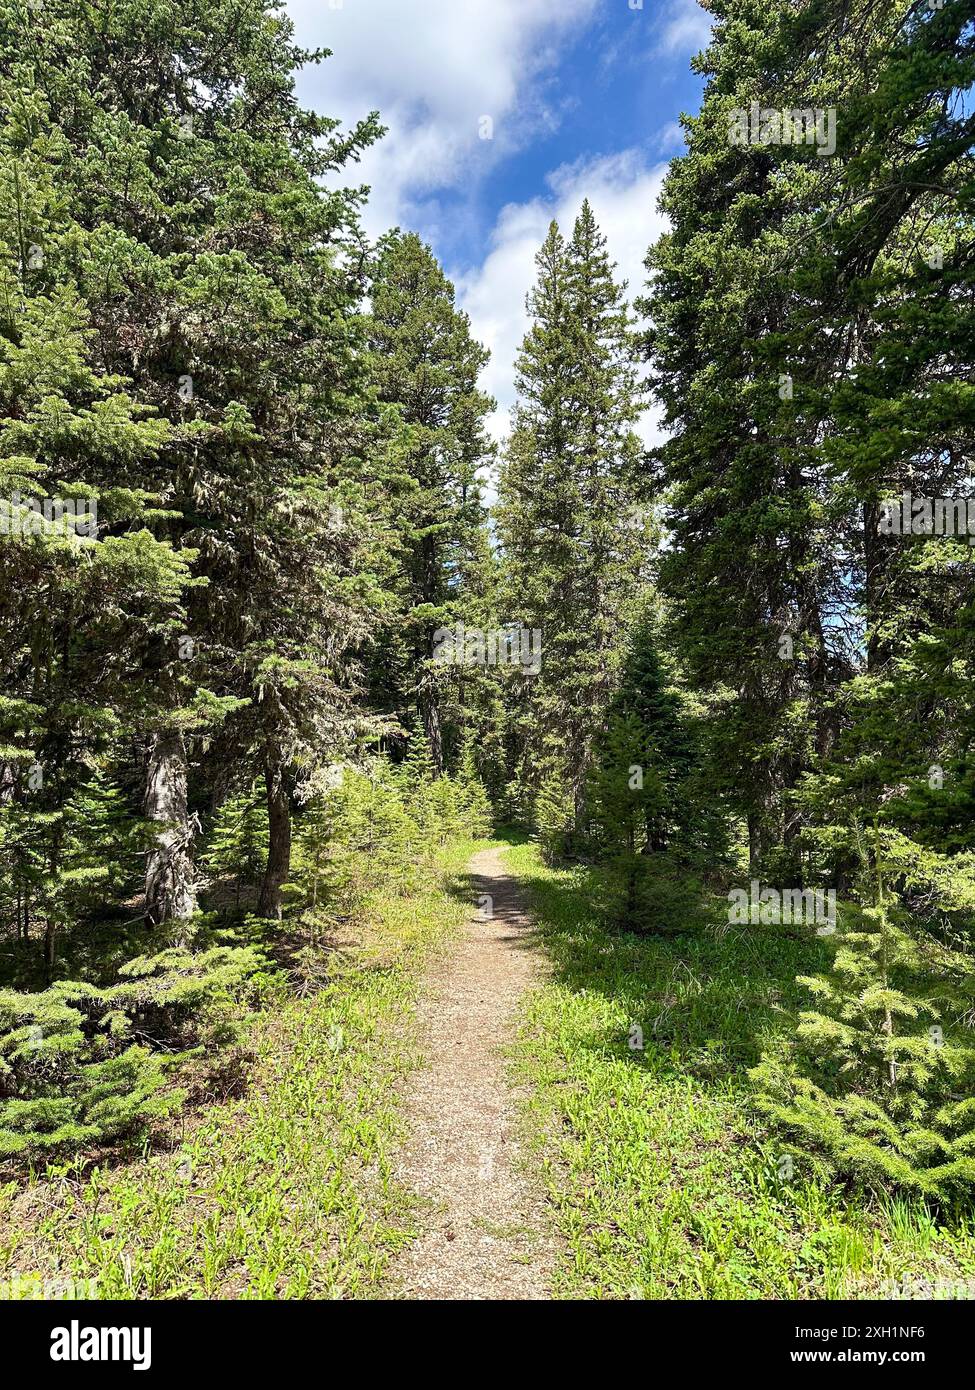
(144, 728, 196, 925)
(748, 809, 767, 877)
(420, 686, 444, 777)
(257, 759, 292, 919)
(43, 917, 57, 977)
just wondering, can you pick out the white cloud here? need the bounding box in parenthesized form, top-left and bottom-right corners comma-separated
(285, 0, 600, 237)
(453, 150, 669, 454)
(654, 0, 712, 59)
(651, 120, 687, 155)
(282, 2, 681, 460)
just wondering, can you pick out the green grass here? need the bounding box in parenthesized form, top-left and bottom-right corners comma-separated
(504, 841, 975, 1300)
(6, 833, 972, 1302)
(0, 838, 488, 1300)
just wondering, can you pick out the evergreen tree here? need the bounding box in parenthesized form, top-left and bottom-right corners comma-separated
(366, 232, 496, 776)
(641, 2, 840, 875)
(498, 203, 651, 835)
(645, 0, 975, 1191)
(2, 0, 388, 920)
(642, 0, 975, 879)
(0, 228, 195, 968)
(582, 607, 719, 924)
(204, 783, 268, 908)
(752, 821, 975, 1199)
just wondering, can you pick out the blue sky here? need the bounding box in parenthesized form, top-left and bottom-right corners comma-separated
(285, 0, 711, 439)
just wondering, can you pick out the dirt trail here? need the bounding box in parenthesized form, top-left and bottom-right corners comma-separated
(386, 844, 557, 1300)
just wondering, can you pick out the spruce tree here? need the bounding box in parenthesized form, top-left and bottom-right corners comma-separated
(204, 783, 268, 908)
(367, 232, 496, 776)
(3, 0, 388, 920)
(497, 203, 651, 837)
(752, 821, 975, 1199)
(646, 0, 975, 1191)
(0, 211, 195, 968)
(583, 608, 718, 925)
(642, 0, 975, 880)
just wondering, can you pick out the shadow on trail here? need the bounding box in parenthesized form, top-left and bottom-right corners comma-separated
(448, 832, 833, 1090)
(441, 830, 546, 952)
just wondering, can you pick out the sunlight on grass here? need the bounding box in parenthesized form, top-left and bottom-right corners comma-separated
(0, 839, 489, 1300)
(504, 841, 975, 1301)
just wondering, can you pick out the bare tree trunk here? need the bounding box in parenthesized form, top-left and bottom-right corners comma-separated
(144, 728, 196, 925)
(257, 759, 292, 920)
(748, 804, 777, 877)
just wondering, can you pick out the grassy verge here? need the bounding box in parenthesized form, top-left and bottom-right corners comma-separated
(0, 838, 486, 1300)
(504, 841, 975, 1300)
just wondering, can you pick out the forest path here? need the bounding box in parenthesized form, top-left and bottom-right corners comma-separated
(384, 844, 558, 1300)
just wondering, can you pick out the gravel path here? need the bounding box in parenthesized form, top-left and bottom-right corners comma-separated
(386, 845, 557, 1300)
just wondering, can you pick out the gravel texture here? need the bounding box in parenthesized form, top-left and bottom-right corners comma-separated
(386, 845, 558, 1300)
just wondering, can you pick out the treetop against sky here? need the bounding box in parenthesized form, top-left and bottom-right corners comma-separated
(287, 0, 708, 445)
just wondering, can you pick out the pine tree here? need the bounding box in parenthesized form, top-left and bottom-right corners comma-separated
(366, 232, 496, 776)
(752, 821, 975, 1199)
(204, 784, 268, 908)
(498, 203, 651, 834)
(5, 0, 388, 921)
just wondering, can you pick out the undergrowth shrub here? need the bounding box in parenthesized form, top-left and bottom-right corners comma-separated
(0, 750, 493, 1163)
(0, 944, 270, 1160)
(751, 823, 975, 1202)
(287, 757, 492, 926)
